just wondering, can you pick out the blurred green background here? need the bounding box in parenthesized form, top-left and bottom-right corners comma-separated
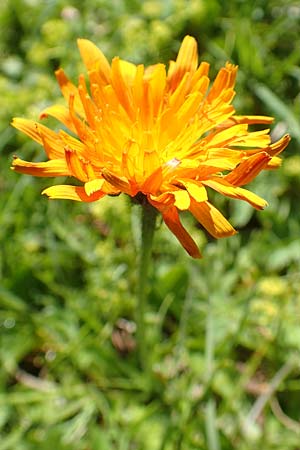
(1, 0, 300, 449)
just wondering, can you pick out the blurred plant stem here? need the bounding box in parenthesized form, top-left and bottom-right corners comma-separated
(205, 294, 220, 450)
(136, 202, 157, 372)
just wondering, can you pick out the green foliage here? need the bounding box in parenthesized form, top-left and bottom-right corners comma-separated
(1, 0, 300, 449)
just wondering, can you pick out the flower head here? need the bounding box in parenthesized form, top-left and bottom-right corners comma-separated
(12, 36, 290, 257)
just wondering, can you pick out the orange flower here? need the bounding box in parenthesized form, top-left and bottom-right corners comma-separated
(12, 36, 290, 258)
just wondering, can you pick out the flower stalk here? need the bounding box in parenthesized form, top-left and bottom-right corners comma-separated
(136, 200, 157, 371)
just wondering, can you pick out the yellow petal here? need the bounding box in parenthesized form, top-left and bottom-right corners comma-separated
(12, 157, 70, 177)
(149, 64, 166, 118)
(200, 158, 239, 171)
(59, 130, 87, 156)
(206, 148, 245, 162)
(206, 124, 248, 147)
(189, 200, 237, 238)
(173, 189, 191, 210)
(42, 184, 106, 202)
(190, 61, 210, 89)
(40, 104, 76, 133)
(119, 59, 137, 84)
(84, 178, 105, 196)
(231, 128, 271, 148)
(121, 140, 140, 181)
(176, 91, 203, 124)
(132, 64, 145, 109)
(84, 178, 121, 197)
(168, 35, 198, 91)
(169, 72, 192, 111)
(12, 118, 43, 144)
(203, 178, 268, 210)
(230, 115, 274, 125)
(11, 118, 64, 159)
(266, 156, 282, 169)
(179, 180, 208, 202)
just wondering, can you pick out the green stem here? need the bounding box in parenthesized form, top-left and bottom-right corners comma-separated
(136, 202, 157, 371)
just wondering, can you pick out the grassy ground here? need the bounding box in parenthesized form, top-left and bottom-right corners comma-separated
(1, 1, 300, 449)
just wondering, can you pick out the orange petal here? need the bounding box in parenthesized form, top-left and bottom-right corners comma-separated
(267, 134, 291, 157)
(78, 75, 101, 131)
(161, 206, 201, 258)
(225, 152, 271, 186)
(141, 166, 163, 194)
(111, 57, 135, 120)
(42, 185, 106, 202)
(148, 192, 173, 209)
(65, 148, 89, 182)
(55, 68, 85, 117)
(12, 157, 70, 177)
(77, 38, 111, 84)
(101, 168, 131, 195)
(68, 94, 95, 145)
(189, 200, 237, 238)
(207, 63, 237, 103)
